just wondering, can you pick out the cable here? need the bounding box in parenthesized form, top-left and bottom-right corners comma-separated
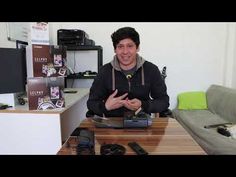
(73, 51, 76, 70)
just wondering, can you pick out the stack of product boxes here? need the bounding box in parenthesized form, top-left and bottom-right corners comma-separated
(26, 22, 67, 110)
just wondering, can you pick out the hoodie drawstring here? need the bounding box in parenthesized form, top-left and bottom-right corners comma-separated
(112, 66, 144, 91)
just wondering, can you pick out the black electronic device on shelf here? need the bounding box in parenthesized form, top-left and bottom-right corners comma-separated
(67, 70, 97, 79)
(57, 29, 95, 48)
(81, 70, 97, 77)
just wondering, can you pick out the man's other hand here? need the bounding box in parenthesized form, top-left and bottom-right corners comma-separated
(122, 98, 141, 111)
(105, 89, 128, 111)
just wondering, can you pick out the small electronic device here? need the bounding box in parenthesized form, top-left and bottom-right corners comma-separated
(161, 66, 167, 80)
(217, 126, 231, 137)
(63, 90, 77, 94)
(70, 128, 95, 155)
(17, 95, 26, 105)
(82, 70, 97, 77)
(123, 109, 152, 128)
(128, 142, 148, 155)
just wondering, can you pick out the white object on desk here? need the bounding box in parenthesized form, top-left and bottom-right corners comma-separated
(0, 93, 17, 107)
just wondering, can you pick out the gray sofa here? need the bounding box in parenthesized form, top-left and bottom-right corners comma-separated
(173, 84, 236, 155)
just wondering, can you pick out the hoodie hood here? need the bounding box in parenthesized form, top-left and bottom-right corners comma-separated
(110, 54, 145, 71)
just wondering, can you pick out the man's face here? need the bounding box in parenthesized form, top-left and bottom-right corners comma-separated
(115, 38, 139, 68)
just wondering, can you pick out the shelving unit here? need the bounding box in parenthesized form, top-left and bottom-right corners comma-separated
(67, 45, 103, 75)
(65, 45, 103, 87)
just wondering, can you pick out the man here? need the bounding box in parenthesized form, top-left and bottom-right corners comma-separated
(87, 27, 169, 117)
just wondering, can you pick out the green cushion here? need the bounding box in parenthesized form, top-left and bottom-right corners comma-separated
(177, 91, 208, 110)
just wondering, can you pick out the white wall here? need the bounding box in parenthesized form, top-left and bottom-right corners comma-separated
(49, 22, 233, 109)
(226, 23, 236, 88)
(233, 54, 236, 88)
(1, 22, 236, 109)
(0, 23, 17, 48)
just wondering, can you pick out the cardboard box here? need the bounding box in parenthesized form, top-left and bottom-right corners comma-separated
(26, 44, 67, 77)
(27, 77, 65, 110)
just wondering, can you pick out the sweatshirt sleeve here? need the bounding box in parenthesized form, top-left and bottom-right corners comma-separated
(86, 66, 109, 116)
(142, 64, 169, 113)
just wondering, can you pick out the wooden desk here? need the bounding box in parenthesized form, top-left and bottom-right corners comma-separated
(57, 118, 206, 155)
(0, 88, 89, 154)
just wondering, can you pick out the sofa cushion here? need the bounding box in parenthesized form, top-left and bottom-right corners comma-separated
(173, 109, 236, 154)
(177, 91, 208, 110)
(173, 85, 236, 154)
(207, 85, 236, 123)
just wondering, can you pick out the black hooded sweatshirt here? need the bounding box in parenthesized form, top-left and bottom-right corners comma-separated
(87, 54, 169, 117)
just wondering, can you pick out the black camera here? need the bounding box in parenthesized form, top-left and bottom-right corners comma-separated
(217, 126, 231, 137)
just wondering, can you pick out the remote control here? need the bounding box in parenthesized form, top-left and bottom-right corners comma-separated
(128, 142, 148, 155)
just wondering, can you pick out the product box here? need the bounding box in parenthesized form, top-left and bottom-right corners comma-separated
(26, 44, 67, 77)
(27, 77, 65, 110)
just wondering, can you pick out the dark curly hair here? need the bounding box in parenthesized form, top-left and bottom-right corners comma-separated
(111, 27, 140, 49)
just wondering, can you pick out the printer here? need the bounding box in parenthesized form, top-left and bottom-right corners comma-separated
(57, 29, 95, 48)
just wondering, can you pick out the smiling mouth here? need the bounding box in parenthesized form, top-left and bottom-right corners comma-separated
(121, 56, 130, 60)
